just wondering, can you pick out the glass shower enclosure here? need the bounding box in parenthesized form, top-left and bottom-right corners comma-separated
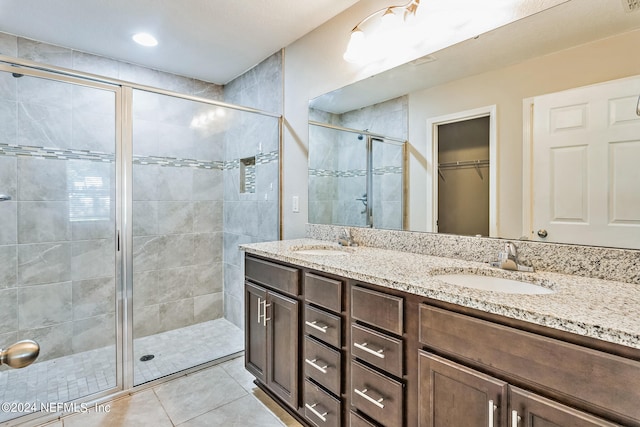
(0, 59, 280, 425)
(0, 65, 120, 423)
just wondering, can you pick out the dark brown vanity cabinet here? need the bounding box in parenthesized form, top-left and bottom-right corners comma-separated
(418, 351, 620, 427)
(303, 272, 345, 427)
(244, 256, 300, 410)
(244, 253, 640, 427)
(418, 304, 640, 427)
(349, 285, 405, 427)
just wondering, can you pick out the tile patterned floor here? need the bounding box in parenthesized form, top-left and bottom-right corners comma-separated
(0, 318, 245, 424)
(41, 357, 303, 427)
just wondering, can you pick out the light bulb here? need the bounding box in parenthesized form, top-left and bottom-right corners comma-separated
(343, 29, 367, 63)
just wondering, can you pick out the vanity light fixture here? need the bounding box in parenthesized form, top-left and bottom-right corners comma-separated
(132, 32, 158, 47)
(344, 0, 420, 64)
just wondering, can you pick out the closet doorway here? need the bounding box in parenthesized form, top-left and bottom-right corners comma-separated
(427, 106, 497, 237)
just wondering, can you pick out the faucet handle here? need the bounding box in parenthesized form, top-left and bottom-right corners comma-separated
(505, 242, 517, 259)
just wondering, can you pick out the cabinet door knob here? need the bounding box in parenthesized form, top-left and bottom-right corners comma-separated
(537, 229, 548, 238)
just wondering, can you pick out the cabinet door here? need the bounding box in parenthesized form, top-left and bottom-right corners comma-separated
(267, 290, 299, 409)
(419, 351, 507, 427)
(245, 282, 267, 383)
(509, 386, 620, 427)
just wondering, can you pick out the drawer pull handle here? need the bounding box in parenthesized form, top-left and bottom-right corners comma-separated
(305, 403, 328, 422)
(353, 342, 385, 359)
(305, 320, 329, 333)
(511, 410, 521, 426)
(488, 400, 497, 427)
(354, 387, 385, 409)
(305, 358, 329, 374)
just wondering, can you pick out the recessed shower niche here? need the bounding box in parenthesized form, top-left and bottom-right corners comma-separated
(240, 156, 256, 194)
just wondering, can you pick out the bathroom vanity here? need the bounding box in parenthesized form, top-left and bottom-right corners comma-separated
(241, 239, 640, 427)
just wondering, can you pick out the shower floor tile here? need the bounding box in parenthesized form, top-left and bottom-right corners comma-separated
(0, 318, 243, 424)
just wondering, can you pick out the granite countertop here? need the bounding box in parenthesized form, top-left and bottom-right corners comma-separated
(241, 239, 640, 350)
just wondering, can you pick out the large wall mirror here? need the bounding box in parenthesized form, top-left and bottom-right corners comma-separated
(308, 0, 640, 249)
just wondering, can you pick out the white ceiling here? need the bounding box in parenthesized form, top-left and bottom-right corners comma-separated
(0, 0, 360, 84)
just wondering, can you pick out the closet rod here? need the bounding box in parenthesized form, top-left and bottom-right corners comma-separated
(438, 159, 489, 169)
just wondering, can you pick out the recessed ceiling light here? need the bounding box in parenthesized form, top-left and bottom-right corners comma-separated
(132, 33, 158, 47)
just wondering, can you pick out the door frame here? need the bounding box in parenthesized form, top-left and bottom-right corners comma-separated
(426, 105, 498, 236)
(522, 97, 535, 240)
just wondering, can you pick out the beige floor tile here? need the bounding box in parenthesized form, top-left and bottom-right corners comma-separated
(152, 364, 247, 425)
(177, 394, 285, 427)
(62, 390, 172, 427)
(251, 388, 304, 427)
(219, 355, 259, 393)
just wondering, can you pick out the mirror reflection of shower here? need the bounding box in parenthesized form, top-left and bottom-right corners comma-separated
(308, 119, 407, 230)
(356, 193, 367, 214)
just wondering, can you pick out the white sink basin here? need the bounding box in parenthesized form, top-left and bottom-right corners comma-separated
(434, 274, 554, 295)
(292, 246, 351, 256)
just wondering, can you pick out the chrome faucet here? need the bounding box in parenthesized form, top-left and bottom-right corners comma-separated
(338, 228, 357, 247)
(493, 242, 534, 272)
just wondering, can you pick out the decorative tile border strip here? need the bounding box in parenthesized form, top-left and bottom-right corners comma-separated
(0, 143, 114, 163)
(310, 165, 402, 178)
(0, 143, 279, 171)
(134, 155, 223, 170)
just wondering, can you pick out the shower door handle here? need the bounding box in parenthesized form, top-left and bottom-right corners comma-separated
(0, 340, 40, 369)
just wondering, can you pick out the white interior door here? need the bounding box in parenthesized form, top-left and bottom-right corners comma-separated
(532, 75, 640, 249)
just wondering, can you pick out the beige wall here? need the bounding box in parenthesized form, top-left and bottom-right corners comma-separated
(408, 28, 640, 238)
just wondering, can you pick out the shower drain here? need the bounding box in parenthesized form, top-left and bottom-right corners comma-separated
(140, 354, 155, 362)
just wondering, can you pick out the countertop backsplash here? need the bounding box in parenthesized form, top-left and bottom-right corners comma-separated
(306, 224, 640, 285)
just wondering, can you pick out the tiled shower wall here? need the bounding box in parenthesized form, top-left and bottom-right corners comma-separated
(131, 90, 226, 338)
(222, 51, 282, 328)
(0, 32, 227, 358)
(308, 109, 339, 225)
(309, 96, 407, 229)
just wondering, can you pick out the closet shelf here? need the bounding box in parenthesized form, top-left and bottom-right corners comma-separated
(438, 159, 489, 169)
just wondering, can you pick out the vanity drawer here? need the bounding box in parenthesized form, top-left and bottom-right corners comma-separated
(349, 411, 377, 427)
(351, 323, 402, 377)
(351, 286, 403, 336)
(351, 361, 403, 427)
(245, 256, 299, 296)
(419, 304, 640, 422)
(304, 336, 341, 396)
(305, 272, 342, 313)
(305, 304, 342, 348)
(304, 379, 341, 427)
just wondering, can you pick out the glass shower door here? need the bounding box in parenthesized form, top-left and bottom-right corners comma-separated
(131, 89, 242, 386)
(0, 66, 119, 422)
(371, 137, 405, 230)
